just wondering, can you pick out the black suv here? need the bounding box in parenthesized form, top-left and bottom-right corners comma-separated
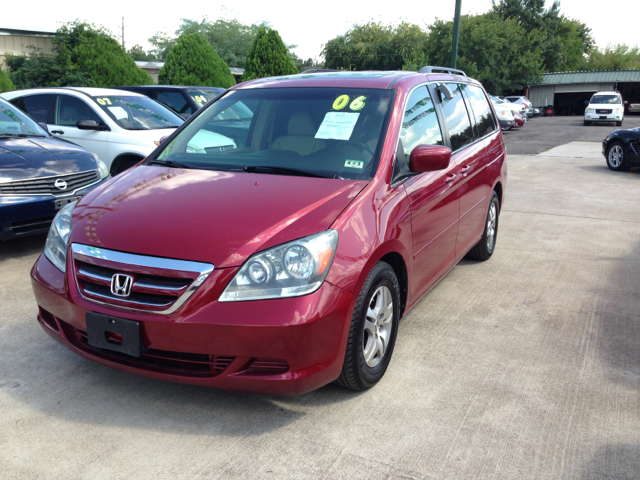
(113, 85, 225, 119)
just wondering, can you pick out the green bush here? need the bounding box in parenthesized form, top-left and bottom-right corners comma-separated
(0, 68, 15, 93)
(159, 33, 235, 88)
(243, 26, 298, 81)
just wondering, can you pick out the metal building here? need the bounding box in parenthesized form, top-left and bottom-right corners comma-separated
(527, 70, 640, 116)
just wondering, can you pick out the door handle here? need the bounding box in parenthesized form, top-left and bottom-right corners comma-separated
(51, 130, 64, 134)
(445, 173, 457, 183)
(460, 165, 471, 173)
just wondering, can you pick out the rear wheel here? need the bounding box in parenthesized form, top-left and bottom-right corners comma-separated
(466, 191, 500, 261)
(606, 142, 629, 171)
(336, 261, 400, 391)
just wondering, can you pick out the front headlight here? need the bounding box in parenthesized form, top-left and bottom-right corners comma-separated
(94, 155, 110, 179)
(44, 201, 77, 272)
(586, 108, 594, 113)
(219, 230, 339, 301)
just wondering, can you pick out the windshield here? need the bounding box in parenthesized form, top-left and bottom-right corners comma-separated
(0, 98, 46, 136)
(591, 95, 621, 105)
(187, 90, 224, 108)
(92, 95, 183, 130)
(489, 95, 504, 104)
(154, 87, 395, 180)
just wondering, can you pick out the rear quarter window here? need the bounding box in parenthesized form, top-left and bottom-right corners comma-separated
(439, 84, 474, 152)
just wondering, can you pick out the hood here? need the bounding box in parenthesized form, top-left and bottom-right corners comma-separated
(70, 165, 367, 267)
(589, 103, 623, 109)
(0, 137, 97, 183)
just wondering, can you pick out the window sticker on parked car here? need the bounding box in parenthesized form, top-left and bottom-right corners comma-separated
(107, 106, 129, 120)
(194, 95, 208, 105)
(96, 98, 113, 106)
(344, 160, 364, 169)
(332, 95, 367, 111)
(315, 112, 360, 140)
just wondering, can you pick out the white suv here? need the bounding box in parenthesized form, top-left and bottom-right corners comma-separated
(2, 87, 235, 176)
(584, 91, 627, 126)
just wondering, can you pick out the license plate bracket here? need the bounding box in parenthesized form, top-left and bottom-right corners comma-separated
(55, 196, 81, 210)
(86, 312, 141, 357)
(599, 115, 608, 119)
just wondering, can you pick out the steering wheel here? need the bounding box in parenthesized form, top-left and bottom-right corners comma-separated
(341, 140, 376, 157)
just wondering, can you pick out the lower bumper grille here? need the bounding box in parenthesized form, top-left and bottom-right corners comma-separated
(60, 321, 235, 378)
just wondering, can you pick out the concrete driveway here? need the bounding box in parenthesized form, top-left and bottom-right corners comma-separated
(1, 139, 639, 479)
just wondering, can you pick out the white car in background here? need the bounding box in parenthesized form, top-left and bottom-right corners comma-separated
(489, 95, 526, 120)
(504, 95, 534, 117)
(1, 88, 235, 175)
(584, 91, 627, 126)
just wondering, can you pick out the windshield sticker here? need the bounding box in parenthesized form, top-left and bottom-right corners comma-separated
(194, 95, 208, 104)
(96, 98, 113, 106)
(315, 112, 360, 141)
(107, 106, 129, 120)
(344, 160, 364, 169)
(332, 95, 367, 111)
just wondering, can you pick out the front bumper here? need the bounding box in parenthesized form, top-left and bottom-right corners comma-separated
(0, 179, 108, 240)
(585, 113, 623, 122)
(31, 253, 354, 395)
(499, 118, 514, 129)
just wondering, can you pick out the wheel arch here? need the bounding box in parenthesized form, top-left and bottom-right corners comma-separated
(110, 152, 146, 176)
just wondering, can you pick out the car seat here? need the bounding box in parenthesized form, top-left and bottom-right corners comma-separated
(272, 113, 326, 156)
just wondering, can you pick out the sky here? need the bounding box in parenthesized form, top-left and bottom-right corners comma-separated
(7, 0, 639, 61)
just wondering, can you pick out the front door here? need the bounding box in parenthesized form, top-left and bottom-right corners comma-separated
(50, 95, 110, 162)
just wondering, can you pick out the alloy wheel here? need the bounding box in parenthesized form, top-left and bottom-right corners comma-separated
(363, 285, 394, 368)
(487, 202, 497, 251)
(608, 145, 624, 168)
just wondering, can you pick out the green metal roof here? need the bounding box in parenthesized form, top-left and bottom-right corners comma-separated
(530, 70, 640, 85)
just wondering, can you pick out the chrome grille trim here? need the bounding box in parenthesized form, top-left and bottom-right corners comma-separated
(0, 170, 101, 196)
(71, 244, 214, 315)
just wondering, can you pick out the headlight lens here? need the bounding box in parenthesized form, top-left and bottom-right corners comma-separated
(219, 230, 338, 301)
(94, 155, 110, 179)
(44, 201, 77, 272)
(586, 108, 594, 113)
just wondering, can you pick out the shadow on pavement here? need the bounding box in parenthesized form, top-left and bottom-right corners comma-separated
(580, 444, 640, 480)
(0, 233, 47, 260)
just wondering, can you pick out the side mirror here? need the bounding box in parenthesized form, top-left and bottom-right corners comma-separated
(38, 122, 50, 134)
(623, 101, 628, 106)
(410, 145, 452, 173)
(77, 119, 108, 131)
(583, 101, 589, 106)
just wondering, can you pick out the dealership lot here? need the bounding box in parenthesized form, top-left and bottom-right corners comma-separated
(1, 119, 639, 479)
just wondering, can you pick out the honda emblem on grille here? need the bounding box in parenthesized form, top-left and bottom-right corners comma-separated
(54, 179, 68, 190)
(111, 274, 133, 297)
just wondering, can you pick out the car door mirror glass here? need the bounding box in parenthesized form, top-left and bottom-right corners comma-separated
(409, 145, 452, 173)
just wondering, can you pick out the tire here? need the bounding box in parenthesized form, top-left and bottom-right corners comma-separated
(616, 121, 623, 126)
(606, 142, 629, 171)
(466, 191, 500, 261)
(584, 120, 591, 126)
(335, 261, 400, 391)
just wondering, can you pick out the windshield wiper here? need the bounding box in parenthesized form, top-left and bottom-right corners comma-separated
(0, 133, 27, 138)
(147, 159, 193, 169)
(241, 165, 331, 178)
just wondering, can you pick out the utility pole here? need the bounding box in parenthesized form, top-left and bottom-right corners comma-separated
(121, 17, 125, 49)
(450, 0, 462, 69)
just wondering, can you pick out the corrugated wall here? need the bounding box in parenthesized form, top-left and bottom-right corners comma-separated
(0, 35, 53, 69)
(529, 86, 556, 107)
(530, 83, 617, 106)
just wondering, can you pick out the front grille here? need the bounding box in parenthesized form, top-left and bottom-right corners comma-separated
(60, 321, 234, 378)
(0, 170, 100, 196)
(9, 215, 55, 235)
(596, 109, 612, 114)
(71, 244, 213, 314)
(630, 140, 640, 156)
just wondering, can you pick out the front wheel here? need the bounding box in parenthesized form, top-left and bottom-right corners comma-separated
(336, 261, 400, 391)
(616, 121, 623, 126)
(584, 120, 591, 126)
(606, 142, 629, 171)
(466, 191, 500, 261)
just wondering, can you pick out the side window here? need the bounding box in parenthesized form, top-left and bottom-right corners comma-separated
(400, 86, 443, 162)
(464, 85, 497, 137)
(440, 83, 474, 152)
(17, 95, 55, 123)
(56, 95, 102, 126)
(157, 91, 192, 116)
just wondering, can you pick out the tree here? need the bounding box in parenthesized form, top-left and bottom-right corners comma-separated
(323, 22, 428, 71)
(582, 44, 640, 71)
(159, 33, 235, 88)
(243, 26, 298, 81)
(423, 13, 544, 94)
(0, 68, 14, 93)
(128, 45, 155, 62)
(5, 21, 151, 89)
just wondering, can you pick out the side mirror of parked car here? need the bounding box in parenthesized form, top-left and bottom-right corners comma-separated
(77, 120, 108, 131)
(623, 101, 628, 106)
(409, 145, 452, 173)
(583, 101, 589, 106)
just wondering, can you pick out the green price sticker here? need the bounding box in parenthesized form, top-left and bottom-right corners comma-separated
(96, 98, 113, 106)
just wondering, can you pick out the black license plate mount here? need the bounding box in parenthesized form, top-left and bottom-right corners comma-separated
(86, 312, 141, 357)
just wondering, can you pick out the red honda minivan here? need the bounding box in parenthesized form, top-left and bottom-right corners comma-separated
(31, 67, 507, 395)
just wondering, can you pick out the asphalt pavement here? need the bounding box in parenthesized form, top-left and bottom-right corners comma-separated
(1, 122, 639, 479)
(503, 113, 640, 155)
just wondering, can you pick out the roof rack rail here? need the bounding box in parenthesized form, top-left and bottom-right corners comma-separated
(301, 69, 340, 73)
(419, 66, 467, 77)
